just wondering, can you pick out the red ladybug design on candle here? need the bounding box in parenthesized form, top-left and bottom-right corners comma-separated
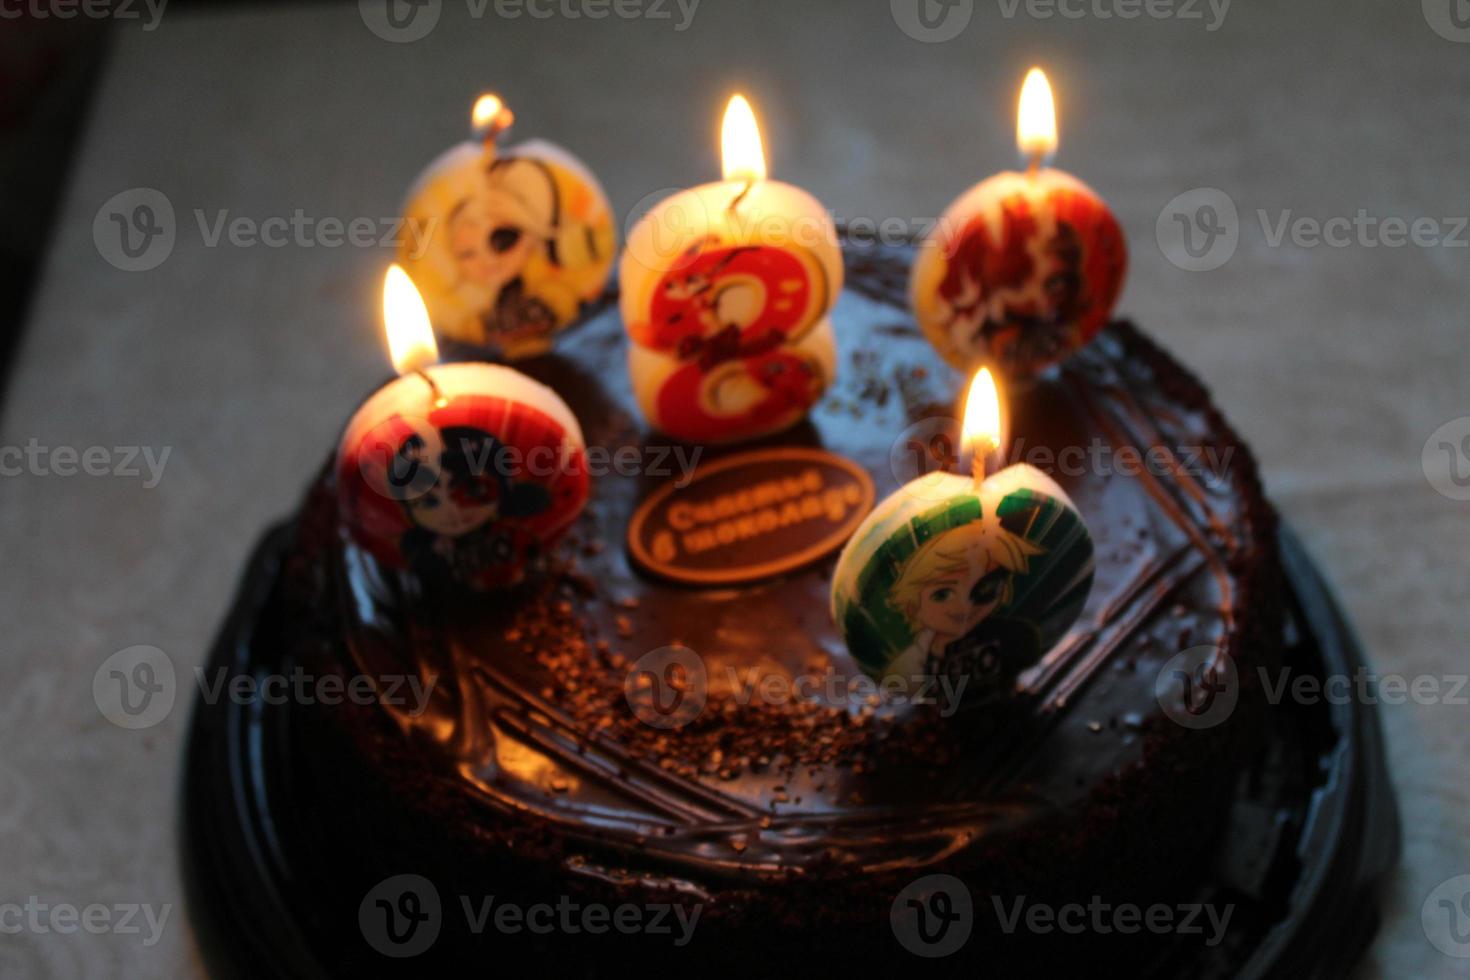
(340, 389, 588, 590)
(337, 268, 589, 591)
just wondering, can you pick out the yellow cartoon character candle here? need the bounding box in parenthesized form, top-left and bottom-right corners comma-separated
(620, 95, 841, 445)
(911, 69, 1127, 379)
(400, 94, 617, 359)
(831, 369, 1094, 699)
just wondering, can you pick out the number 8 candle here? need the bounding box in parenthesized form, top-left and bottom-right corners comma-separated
(336, 266, 590, 591)
(831, 368, 1094, 699)
(911, 69, 1127, 379)
(620, 95, 842, 445)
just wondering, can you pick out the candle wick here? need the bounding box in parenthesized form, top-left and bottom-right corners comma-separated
(727, 177, 755, 213)
(1026, 153, 1042, 179)
(415, 368, 448, 408)
(475, 107, 515, 152)
(971, 438, 1002, 485)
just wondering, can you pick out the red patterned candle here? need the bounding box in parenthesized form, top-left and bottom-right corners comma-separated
(620, 95, 842, 445)
(911, 69, 1127, 379)
(336, 266, 589, 590)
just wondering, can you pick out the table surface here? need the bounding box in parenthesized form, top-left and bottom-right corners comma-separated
(2, 2, 1467, 976)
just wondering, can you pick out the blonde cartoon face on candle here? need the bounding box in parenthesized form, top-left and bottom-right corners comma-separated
(401, 95, 617, 359)
(831, 370, 1094, 697)
(886, 517, 1046, 678)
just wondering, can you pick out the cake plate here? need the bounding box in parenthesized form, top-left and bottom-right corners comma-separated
(181, 522, 1399, 979)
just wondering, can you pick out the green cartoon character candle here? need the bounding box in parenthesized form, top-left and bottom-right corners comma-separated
(831, 368, 1094, 701)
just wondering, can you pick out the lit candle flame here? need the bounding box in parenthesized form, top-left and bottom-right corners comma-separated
(471, 93, 515, 137)
(383, 264, 438, 377)
(962, 367, 1005, 480)
(721, 94, 768, 184)
(1017, 67, 1058, 164)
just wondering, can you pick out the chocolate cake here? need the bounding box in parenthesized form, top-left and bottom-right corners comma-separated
(269, 239, 1282, 974)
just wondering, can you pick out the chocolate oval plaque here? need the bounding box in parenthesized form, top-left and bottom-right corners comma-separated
(627, 447, 876, 586)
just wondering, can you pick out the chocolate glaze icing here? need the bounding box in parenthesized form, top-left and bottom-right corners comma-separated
(289, 239, 1280, 949)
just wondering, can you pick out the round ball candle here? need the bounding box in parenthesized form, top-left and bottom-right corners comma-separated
(337, 266, 590, 590)
(831, 368, 1094, 698)
(619, 95, 843, 444)
(399, 94, 617, 359)
(911, 69, 1127, 379)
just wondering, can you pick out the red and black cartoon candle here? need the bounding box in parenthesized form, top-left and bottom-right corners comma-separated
(336, 266, 590, 590)
(399, 94, 617, 360)
(911, 69, 1127, 379)
(620, 95, 842, 444)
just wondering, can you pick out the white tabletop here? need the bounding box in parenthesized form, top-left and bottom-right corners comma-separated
(2, 2, 1467, 976)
